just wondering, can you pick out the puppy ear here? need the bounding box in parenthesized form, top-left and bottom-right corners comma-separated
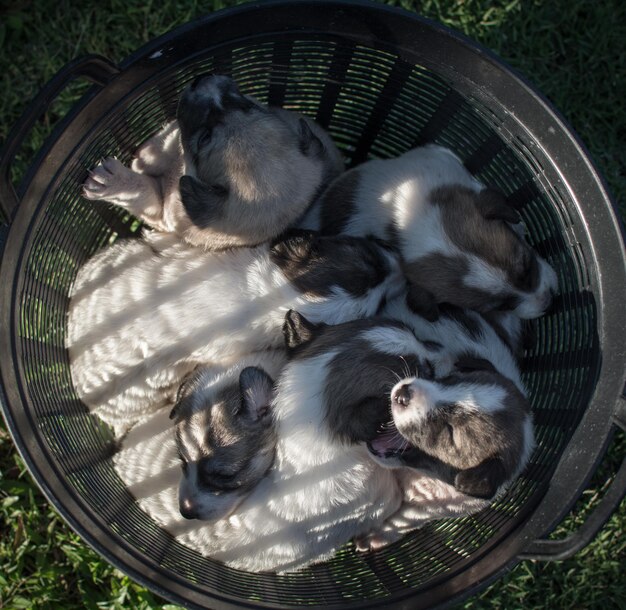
(454, 355, 498, 374)
(283, 309, 323, 352)
(239, 367, 274, 420)
(406, 283, 440, 322)
(170, 368, 204, 420)
(476, 189, 521, 224)
(179, 175, 227, 229)
(269, 231, 316, 264)
(297, 118, 325, 157)
(454, 456, 507, 499)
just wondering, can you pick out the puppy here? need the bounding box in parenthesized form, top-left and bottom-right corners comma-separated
(113, 350, 284, 530)
(381, 291, 525, 389)
(67, 230, 404, 437)
(116, 312, 440, 572)
(356, 294, 535, 552)
(301, 144, 558, 319)
(83, 74, 344, 250)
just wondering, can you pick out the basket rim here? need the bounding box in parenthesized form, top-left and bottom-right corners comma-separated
(1, 2, 625, 609)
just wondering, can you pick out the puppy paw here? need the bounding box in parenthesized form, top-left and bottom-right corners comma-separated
(354, 529, 400, 553)
(83, 158, 138, 202)
(82, 158, 162, 217)
(131, 141, 167, 175)
(131, 122, 180, 176)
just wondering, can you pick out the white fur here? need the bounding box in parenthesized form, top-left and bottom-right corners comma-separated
(355, 468, 488, 552)
(114, 347, 402, 573)
(382, 295, 524, 392)
(302, 144, 558, 318)
(114, 351, 286, 530)
(67, 232, 403, 437)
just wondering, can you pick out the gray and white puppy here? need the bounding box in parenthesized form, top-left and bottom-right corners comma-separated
(83, 74, 344, 250)
(67, 230, 403, 437)
(300, 144, 558, 319)
(115, 313, 441, 573)
(355, 293, 535, 552)
(113, 350, 285, 529)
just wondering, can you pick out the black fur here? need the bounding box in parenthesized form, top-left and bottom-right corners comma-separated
(454, 456, 507, 499)
(270, 233, 391, 297)
(318, 170, 360, 235)
(179, 175, 227, 229)
(282, 309, 322, 355)
(298, 118, 325, 158)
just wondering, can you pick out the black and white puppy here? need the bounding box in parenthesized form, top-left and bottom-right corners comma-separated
(300, 144, 558, 319)
(67, 230, 403, 437)
(114, 313, 439, 572)
(83, 74, 344, 250)
(113, 350, 284, 530)
(356, 293, 535, 551)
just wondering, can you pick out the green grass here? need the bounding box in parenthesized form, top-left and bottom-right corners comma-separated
(1, 0, 625, 608)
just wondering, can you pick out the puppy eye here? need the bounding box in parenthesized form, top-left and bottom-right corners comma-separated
(197, 128, 213, 148)
(494, 295, 518, 311)
(419, 360, 434, 380)
(446, 423, 455, 444)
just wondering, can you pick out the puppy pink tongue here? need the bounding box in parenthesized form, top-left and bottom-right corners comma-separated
(368, 423, 407, 457)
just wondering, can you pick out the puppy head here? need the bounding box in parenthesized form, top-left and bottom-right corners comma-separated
(169, 365, 276, 521)
(271, 230, 405, 321)
(368, 355, 534, 500)
(404, 186, 558, 319)
(176, 74, 342, 245)
(283, 311, 441, 444)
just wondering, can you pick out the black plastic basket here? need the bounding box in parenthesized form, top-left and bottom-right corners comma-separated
(1, 2, 625, 609)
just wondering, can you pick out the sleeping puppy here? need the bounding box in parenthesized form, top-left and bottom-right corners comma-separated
(116, 312, 439, 572)
(67, 230, 404, 437)
(381, 291, 525, 389)
(113, 350, 284, 529)
(356, 293, 535, 552)
(83, 74, 344, 250)
(151, 312, 440, 572)
(301, 144, 558, 319)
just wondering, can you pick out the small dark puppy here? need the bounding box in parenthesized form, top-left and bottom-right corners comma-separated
(83, 74, 344, 249)
(113, 351, 284, 531)
(170, 362, 278, 522)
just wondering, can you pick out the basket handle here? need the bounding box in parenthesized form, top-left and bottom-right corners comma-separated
(0, 54, 120, 223)
(520, 389, 626, 561)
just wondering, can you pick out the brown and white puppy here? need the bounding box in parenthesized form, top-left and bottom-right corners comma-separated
(83, 74, 344, 250)
(113, 350, 284, 530)
(300, 144, 558, 319)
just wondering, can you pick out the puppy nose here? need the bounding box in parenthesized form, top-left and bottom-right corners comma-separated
(393, 384, 412, 407)
(179, 498, 198, 520)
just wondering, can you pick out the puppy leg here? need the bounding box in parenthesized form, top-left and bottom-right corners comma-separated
(131, 121, 181, 177)
(83, 158, 169, 231)
(354, 501, 427, 552)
